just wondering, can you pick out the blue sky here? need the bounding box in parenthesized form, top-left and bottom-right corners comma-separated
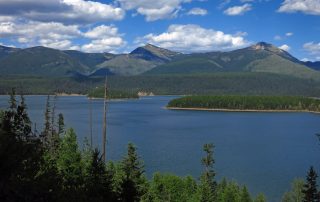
(0, 0, 319, 61)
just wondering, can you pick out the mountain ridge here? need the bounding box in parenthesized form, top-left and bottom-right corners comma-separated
(0, 42, 319, 79)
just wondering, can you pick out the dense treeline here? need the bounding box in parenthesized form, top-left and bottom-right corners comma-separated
(0, 91, 319, 201)
(88, 87, 139, 99)
(2, 72, 320, 96)
(168, 95, 320, 112)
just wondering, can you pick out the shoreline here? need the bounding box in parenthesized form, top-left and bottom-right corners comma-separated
(166, 107, 320, 114)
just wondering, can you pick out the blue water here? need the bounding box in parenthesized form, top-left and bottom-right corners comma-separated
(1, 95, 320, 201)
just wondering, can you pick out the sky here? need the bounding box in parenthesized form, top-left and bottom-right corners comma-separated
(0, 0, 319, 61)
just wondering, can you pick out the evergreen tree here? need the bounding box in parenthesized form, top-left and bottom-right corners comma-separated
(198, 143, 217, 202)
(41, 95, 51, 147)
(14, 94, 32, 140)
(56, 128, 84, 201)
(254, 193, 266, 202)
(0, 93, 44, 201)
(9, 88, 17, 110)
(281, 178, 304, 202)
(58, 113, 65, 136)
(84, 149, 115, 201)
(240, 186, 252, 202)
(119, 143, 147, 202)
(303, 166, 318, 202)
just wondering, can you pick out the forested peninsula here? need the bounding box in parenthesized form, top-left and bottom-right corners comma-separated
(167, 95, 320, 113)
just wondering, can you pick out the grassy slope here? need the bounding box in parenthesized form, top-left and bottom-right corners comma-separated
(97, 55, 159, 76)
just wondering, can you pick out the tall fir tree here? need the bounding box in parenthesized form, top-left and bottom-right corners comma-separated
(84, 149, 115, 201)
(119, 143, 147, 202)
(41, 95, 51, 147)
(57, 113, 65, 136)
(198, 143, 217, 202)
(56, 128, 84, 201)
(303, 166, 318, 202)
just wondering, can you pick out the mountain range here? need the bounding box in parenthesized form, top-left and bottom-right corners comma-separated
(0, 42, 320, 80)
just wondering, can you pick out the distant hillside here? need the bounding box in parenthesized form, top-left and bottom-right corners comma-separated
(0, 45, 20, 59)
(145, 42, 320, 80)
(303, 61, 320, 71)
(63, 50, 115, 70)
(0, 46, 90, 77)
(95, 44, 180, 76)
(0, 42, 320, 80)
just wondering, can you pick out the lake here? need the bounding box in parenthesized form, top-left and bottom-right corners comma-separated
(1, 95, 320, 201)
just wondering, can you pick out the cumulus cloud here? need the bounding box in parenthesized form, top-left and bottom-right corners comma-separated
(187, 8, 208, 16)
(224, 3, 252, 16)
(303, 42, 320, 56)
(0, 21, 81, 49)
(81, 25, 126, 53)
(0, 21, 126, 52)
(0, 0, 125, 24)
(279, 44, 291, 51)
(278, 0, 320, 15)
(81, 37, 126, 53)
(117, 0, 191, 21)
(136, 24, 250, 52)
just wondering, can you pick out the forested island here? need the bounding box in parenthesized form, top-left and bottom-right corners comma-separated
(88, 87, 139, 99)
(167, 95, 320, 113)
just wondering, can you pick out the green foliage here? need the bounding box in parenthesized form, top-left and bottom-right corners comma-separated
(0, 91, 44, 201)
(254, 193, 267, 202)
(3, 72, 320, 97)
(88, 87, 139, 99)
(56, 128, 84, 199)
(58, 113, 65, 136)
(168, 95, 320, 112)
(302, 166, 319, 202)
(144, 173, 198, 202)
(216, 180, 252, 202)
(84, 149, 115, 201)
(198, 143, 217, 202)
(281, 178, 304, 202)
(118, 143, 148, 201)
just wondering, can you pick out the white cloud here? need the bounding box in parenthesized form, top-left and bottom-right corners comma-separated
(286, 32, 293, 36)
(137, 24, 250, 52)
(61, 0, 125, 22)
(0, 21, 126, 52)
(303, 42, 320, 61)
(0, 21, 81, 39)
(81, 25, 126, 53)
(304, 42, 320, 55)
(279, 44, 291, 51)
(187, 8, 208, 16)
(84, 25, 120, 39)
(278, 0, 320, 15)
(0, 21, 81, 49)
(0, 0, 125, 24)
(117, 0, 191, 21)
(81, 37, 126, 53)
(224, 3, 252, 16)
